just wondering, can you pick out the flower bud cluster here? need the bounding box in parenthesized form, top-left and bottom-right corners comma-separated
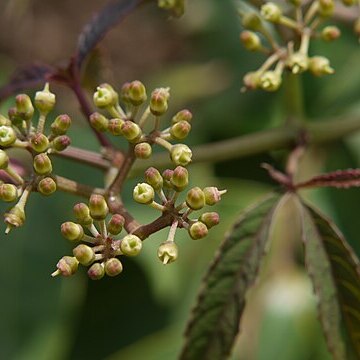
(52, 194, 143, 279)
(133, 166, 226, 265)
(238, 0, 351, 92)
(90, 82, 193, 166)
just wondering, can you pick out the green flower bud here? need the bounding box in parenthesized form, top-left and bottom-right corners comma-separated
(8, 107, 22, 127)
(170, 144, 192, 166)
(189, 221, 208, 240)
(318, 0, 334, 17)
(37, 177, 57, 196)
(144, 167, 163, 190)
(162, 169, 174, 189)
(120, 234, 142, 256)
(0, 126, 17, 147)
(120, 82, 131, 103)
(73, 244, 95, 266)
(171, 166, 188, 191)
(133, 183, 155, 204)
(61, 221, 84, 241)
(186, 187, 205, 210)
(4, 204, 26, 230)
(89, 112, 109, 132)
(199, 212, 220, 229)
(15, 94, 34, 120)
(105, 258, 123, 276)
(128, 80, 147, 106)
(51, 135, 71, 152)
(134, 142, 152, 159)
(0, 150, 9, 169)
(261, 3, 282, 22)
(0, 184, 18, 202)
(33, 153, 52, 175)
(321, 26, 341, 41)
(203, 187, 227, 205)
(88, 262, 105, 280)
(242, 12, 262, 31)
(34, 83, 56, 114)
(259, 71, 282, 92)
(150, 88, 170, 116)
(172, 109, 192, 124)
(73, 202, 93, 226)
(170, 121, 191, 140)
(93, 83, 119, 108)
(107, 214, 125, 235)
(30, 133, 49, 153)
(243, 71, 261, 90)
(240, 31, 261, 51)
(121, 121, 142, 143)
(108, 118, 125, 136)
(286, 53, 309, 74)
(309, 56, 334, 76)
(89, 194, 109, 220)
(55, 256, 79, 277)
(51, 114, 71, 135)
(157, 241, 178, 265)
(0, 115, 11, 126)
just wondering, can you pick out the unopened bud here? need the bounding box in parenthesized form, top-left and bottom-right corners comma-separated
(52, 135, 71, 152)
(189, 221, 208, 240)
(144, 167, 163, 190)
(171, 166, 188, 191)
(0, 150, 9, 169)
(8, 107, 22, 127)
(30, 133, 49, 153)
(105, 258, 123, 276)
(73, 203, 93, 226)
(121, 121, 142, 143)
(309, 56, 334, 76)
(318, 0, 334, 17)
(107, 214, 125, 235)
(240, 31, 261, 51)
(321, 26, 341, 41)
(0, 126, 17, 147)
(162, 169, 174, 189)
(51, 114, 71, 135)
(90, 112, 109, 132)
(243, 71, 261, 90)
(170, 144, 192, 166)
(203, 187, 226, 205)
(199, 212, 220, 229)
(61, 221, 84, 241)
(87, 262, 105, 280)
(242, 12, 262, 31)
(54, 256, 78, 277)
(172, 109, 192, 124)
(259, 71, 282, 92)
(15, 94, 34, 120)
(286, 52, 308, 74)
(133, 183, 155, 204)
(0, 115, 11, 126)
(73, 244, 95, 266)
(33, 153, 52, 175)
(341, 0, 355, 6)
(4, 204, 25, 230)
(170, 121, 191, 140)
(0, 184, 18, 202)
(34, 83, 56, 114)
(134, 142, 152, 159)
(128, 80, 147, 106)
(150, 88, 170, 115)
(89, 194, 109, 220)
(108, 118, 125, 136)
(120, 234, 142, 256)
(261, 3, 282, 22)
(93, 83, 119, 108)
(120, 82, 131, 103)
(157, 241, 178, 265)
(186, 187, 205, 210)
(37, 177, 57, 196)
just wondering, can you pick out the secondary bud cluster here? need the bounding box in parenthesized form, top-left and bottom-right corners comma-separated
(90, 82, 193, 166)
(133, 166, 226, 265)
(52, 194, 143, 279)
(238, 0, 350, 92)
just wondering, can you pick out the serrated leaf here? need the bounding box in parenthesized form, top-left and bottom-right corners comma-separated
(300, 200, 360, 359)
(180, 192, 282, 360)
(76, 0, 145, 67)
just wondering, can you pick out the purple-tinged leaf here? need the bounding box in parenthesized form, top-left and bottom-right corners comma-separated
(300, 200, 360, 359)
(180, 192, 283, 360)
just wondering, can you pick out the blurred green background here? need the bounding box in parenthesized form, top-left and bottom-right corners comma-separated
(0, 0, 359, 359)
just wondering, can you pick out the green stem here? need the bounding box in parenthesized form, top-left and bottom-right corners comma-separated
(284, 73, 304, 125)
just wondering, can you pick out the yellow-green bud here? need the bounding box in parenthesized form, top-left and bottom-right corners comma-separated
(128, 80, 147, 106)
(4, 204, 26, 230)
(321, 26, 341, 41)
(242, 12, 262, 31)
(8, 107, 22, 127)
(170, 144, 192, 166)
(56, 256, 79, 277)
(120, 82, 131, 103)
(170, 121, 191, 140)
(189, 221, 208, 240)
(105, 258, 123, 276)
(0, 115, 11, 126)
(162, 169, 174, 189)
(243, 71, 261, 90)
(134, 142, 152, 159)
(51, 135, 71, 152)
(0, 150, 9, 169)
(318, 0, 334, 17)
(133, 183, 155, 204)
(51, 114, 71, 135)
(88, 262, 105, 280)
(15, 94, 34, 120)
(261, 3, 282, 22)
(186, 187, 205, 210)
(90, 112, 109, 132)
(144, 167, 163, 190)
(150, 88, 170, 116)
(157, 241, 178, 265)
(286, 53, 309, 74)
(0, 184, 18, 202)
(30, 133, 49, 153)
(120, 234, 142, 256)
(73, 202, 93, 226)
(309, 56, 334, 76)
(199, 212, 220, 229)
(259, 71, 282, 92)
(61, 221, 84, 241)
(171, 166, 189, 191)
(203, 187, 226, 205)
(37, 177, 57, 196)
(93, 83, 119, 108)
(121, 121, 142, 143)
(108, 118, 125, 136)
(240, 31, 261, 51)
(33, 153, 52, 175)
(34, 83, 56, 114)
(89, 194, 109, 220)
(0, 126, 17, 147)
(172, 109, 192, 124)
(73, 244, 95, 266)
(107, 214, 125, 235)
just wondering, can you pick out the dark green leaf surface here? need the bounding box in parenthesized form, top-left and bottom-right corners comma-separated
(300, 201, 360, 359)
(180, 192, 282, 360)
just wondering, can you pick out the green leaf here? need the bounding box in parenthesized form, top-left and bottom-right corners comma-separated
(179, 192, 282, 360)
(300, 200, 360, 359)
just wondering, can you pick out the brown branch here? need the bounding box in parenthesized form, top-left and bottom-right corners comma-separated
(55, 175, 105, 198)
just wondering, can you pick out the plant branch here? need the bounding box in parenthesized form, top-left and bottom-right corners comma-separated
(55, 175, 105, 198)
